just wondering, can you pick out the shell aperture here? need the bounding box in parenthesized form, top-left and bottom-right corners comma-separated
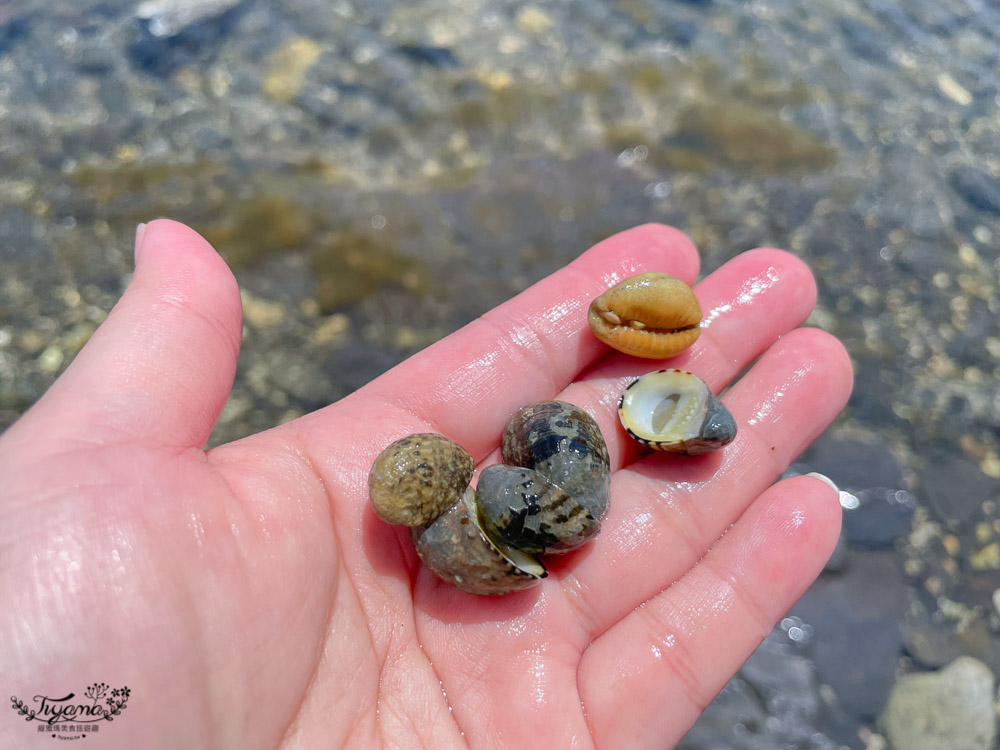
(618, 369, 737, 455)
(410, 488, 547, 596)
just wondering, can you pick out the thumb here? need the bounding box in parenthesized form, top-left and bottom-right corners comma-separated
(9, 219, 243, 451)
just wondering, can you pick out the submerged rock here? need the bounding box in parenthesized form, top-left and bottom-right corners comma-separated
(135, 0, 243, 38)
(881, 656, 996, 750)
(950, 166, 1000, 216)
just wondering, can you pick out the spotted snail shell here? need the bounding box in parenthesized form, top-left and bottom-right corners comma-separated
(369, 401, 611, 595)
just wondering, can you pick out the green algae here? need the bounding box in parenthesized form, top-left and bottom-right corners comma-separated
(670, 101, 838, 173)
(202, 196, 312, 269)
(69, 158, 427, 310)
(311, 230, 427, 310)
(60, 52, 837, 321)
(440, 57, 838, 176)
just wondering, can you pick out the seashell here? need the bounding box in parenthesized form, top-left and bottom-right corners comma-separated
(411, 488, 547, 596)
(618, 369, 737, 455)
(368, 433, 474, 526)
(588, 272, 702, 359)
(369, 401, 611, 595)
(477, 401, 610, 554)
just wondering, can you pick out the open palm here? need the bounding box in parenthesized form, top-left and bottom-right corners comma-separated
(0, 220, 851, 749)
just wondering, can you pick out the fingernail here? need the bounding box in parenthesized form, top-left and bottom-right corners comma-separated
(134, 223, 147, 264)
(806, 471, 839, 494)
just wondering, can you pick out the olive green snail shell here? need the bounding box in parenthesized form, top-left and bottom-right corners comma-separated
(368, 401, 611, 596)
(618, 369, 737, 455)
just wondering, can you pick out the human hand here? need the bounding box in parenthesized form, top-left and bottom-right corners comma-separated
(0, 220, 851, 749)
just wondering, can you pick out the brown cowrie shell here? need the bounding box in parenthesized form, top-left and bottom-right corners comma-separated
(588, 272, 702, 358)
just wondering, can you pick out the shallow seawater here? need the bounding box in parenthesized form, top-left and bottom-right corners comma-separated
(1, 0, 999, 747)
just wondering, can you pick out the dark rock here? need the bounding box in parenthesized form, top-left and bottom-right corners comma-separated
(396, 44, 459, 68)
(866, 0, 932, 49)
(0, 207, 49, 263)
(128, 1, 245, 76)
(295, 93, 332, 126)
(949, 166, 1000, 215)
(76, 43, 117, 75)
(918, 452, 1000, 526)
(894, 240, 949, 276)
(0, 14, 30, 55)
(678, 677, 768, 749)
(322, 342, 400, 396)
(680, 635, 844, 750)
(842, 487, 916, 550)
(923, 7, 966, 38)
(792, 550, 907, 722)
(191, 124, 232, 152)
(768, 188, 821, 233)
(840, 18, 889, 63)
(135, 0, 244, 39)
(97, 75, 133, 119)
(667, 20, 700, 47)
(824, 530, 850, 573)
(798, 437, 905, 492)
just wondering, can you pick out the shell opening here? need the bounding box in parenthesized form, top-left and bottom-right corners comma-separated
(629, 383, 704, 439)
(467, 487, 547, 579)
(494, 540, 547, 578)
(651, 393, 681, 433)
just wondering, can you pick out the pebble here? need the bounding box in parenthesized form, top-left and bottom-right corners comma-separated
(396, 44, 459, 68)
(919, 452, 1000, 525)
(515, 7, 553, 34)
(881, 657, 996, 750)
(240, 290, 286, 329)
(37, 346, 64, 373)
(792, 551, 907, 722)
(262, 37, 324, 103)
(969, 542, 1000, 570)
(937, 73, 973, 105)
(949, 167, 1000, 215)
(840, 18, 890, 63)
(135, 0, 243, 38)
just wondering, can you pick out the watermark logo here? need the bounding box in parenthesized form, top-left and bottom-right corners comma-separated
(10, 683, 129, 741)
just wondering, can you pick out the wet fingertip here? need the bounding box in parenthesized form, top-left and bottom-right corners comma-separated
(805, 471, 839, 495)
(797, 473, 845, 541)
(591, 224, 701, 282)
(134, 222, 148, 265)
(637, 223, 701, 276)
